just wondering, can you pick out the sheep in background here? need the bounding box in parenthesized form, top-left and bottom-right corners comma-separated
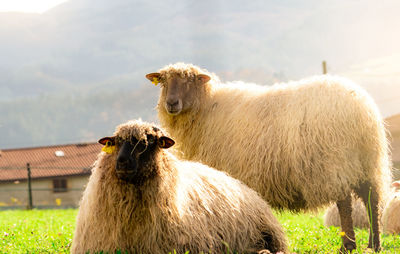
(146, 62, 392, 252)
(324, 181, 400, 234)
(71, 119, 288, 254)
(382, 181, 400, 234)
(324, 196, 369, 229)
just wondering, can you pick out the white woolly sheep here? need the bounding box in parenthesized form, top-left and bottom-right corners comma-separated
(71, 119, 288, 254)
(146, 62, 392, 252)
(324, 181, 400, 234)
(324, 196, 369, 229)
(382, 181, 400, 234)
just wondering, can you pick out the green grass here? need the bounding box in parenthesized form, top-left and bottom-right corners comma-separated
(0, 209, 399, 253)
(275, 211, 400, 253)
(0, 209, 76, 253)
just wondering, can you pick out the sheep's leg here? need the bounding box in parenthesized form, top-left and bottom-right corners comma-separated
(337, 194, 356, 252)
(355, 181, 381, 252)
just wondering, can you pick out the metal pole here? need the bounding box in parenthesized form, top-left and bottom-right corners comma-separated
(322, 61, 327, 74)
(27, 163, 33, 210)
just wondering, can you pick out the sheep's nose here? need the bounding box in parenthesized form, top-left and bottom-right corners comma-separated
(117, 149, 130, 165)
(117, 155, 128, 164)
(167, 100, 179, 108)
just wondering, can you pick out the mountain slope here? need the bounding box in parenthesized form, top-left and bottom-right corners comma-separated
(0, 0, 399, 148)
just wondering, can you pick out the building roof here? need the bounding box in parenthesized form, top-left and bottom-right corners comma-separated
(1, 114, 400, 182)
(0, 143, 102, 182)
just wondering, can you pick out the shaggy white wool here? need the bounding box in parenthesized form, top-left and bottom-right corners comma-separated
(153, 62, 392, 251)
(71, 119, 288, 254)
(382, 181, 400, 234)
(156, 63, 391, 212)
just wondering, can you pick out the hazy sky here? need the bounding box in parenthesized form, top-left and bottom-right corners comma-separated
(0, 0, 399, 149)
(0, 0, 67, 13)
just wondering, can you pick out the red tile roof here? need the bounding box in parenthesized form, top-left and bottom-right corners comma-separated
(0, 143, 102, 182)
(1, 114, 399, 182)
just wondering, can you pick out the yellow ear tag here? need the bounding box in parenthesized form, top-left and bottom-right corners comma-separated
(152, 77, 159, 86)
(102, 141, 115, 154)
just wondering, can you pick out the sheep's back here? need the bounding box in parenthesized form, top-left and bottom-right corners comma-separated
(172, 161, 287, 252)
(73, 152, 288, 253)
(161, 75, 390, 210)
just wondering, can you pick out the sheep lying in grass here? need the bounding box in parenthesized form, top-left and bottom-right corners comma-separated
(71, 119, 288, 254)
(382, 181, 400, 234)
(324, 196, 369, 229)
(146, 62, 392, 252)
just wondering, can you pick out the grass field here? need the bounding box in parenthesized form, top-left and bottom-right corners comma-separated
(0, 209, 399, 253)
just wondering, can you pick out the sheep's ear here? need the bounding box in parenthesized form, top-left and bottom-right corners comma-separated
(158, 136, 175, 149)
(146, 72, 161, 82)
(197, 74, 210, 85)
(98, 136, 116, 146)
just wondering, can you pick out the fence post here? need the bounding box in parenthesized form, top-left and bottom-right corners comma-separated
(27, 163, 33, 210)
(322, 61, 327, 74)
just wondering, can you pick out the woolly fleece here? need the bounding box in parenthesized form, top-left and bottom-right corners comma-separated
(382, 181, 400, 234)
(71, 119, 288, 254)
(156, 63, 391, 212)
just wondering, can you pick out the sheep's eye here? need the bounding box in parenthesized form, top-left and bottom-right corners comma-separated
(147, 135, 155, 145)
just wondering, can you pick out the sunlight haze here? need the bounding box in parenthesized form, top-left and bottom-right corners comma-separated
(0, 0, 67, 13)
(0, 0, 399, 148)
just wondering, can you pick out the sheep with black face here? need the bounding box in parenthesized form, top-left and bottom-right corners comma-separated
(71, 119, 288, 254)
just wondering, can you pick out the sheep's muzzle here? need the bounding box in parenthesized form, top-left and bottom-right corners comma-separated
(115, 141, 139, 184)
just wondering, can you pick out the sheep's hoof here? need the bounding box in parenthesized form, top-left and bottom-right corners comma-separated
(340, 242, 356, 253)
(367, 243, 381, 252)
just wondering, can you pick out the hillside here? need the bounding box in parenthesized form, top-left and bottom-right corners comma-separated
(0, 0, 399, 148)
